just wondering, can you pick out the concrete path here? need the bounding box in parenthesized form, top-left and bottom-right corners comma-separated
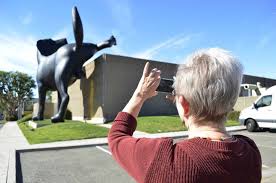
(0, 121, 29, 183)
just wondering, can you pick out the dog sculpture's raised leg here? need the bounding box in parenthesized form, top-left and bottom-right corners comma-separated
(97, 35, 117, 51)
(32, 84, 46, 121)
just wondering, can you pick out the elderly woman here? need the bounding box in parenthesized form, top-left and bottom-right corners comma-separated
(108, 48, 262, 183)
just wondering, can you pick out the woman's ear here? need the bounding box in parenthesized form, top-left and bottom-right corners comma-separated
(178, 96, 190, 117)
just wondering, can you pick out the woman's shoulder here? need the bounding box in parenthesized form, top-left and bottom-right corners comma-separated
(233, 134, 259, 150)
(233, 134, 254, 142)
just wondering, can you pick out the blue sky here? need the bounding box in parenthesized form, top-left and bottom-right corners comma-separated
(0, 0, 275, 82)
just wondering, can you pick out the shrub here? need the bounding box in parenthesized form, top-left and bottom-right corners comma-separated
(5, 115, 18, 121)
(227, 111, 240, 121)
(18, 113, 33, 123)
(23, 111, 33, 117)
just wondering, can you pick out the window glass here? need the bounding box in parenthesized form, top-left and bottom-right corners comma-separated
(256, 95, 272, 108)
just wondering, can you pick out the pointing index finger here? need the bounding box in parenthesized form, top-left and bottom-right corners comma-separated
(143, 62, 150, 77)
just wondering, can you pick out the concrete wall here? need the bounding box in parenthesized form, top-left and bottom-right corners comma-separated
(52, 54, 178, 123)
(33, 103, 57, 119)
(233, 96, 258, 111)
(107, 54, 178, 118)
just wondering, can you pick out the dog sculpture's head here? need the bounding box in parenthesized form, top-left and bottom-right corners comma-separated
(37, 38, 68, 56)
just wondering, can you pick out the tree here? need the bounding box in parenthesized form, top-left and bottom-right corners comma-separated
(0, 71, 36, 120)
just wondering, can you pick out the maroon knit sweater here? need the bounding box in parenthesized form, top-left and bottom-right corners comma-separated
(108, 112, 262, 183)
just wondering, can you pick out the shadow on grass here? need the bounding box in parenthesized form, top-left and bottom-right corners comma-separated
(31, 119, 76, 128)
(34, 120, 53, 128)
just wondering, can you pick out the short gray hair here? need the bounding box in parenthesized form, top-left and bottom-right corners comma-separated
(174, 48, 243, 123)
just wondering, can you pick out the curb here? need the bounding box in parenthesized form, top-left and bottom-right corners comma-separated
(15, 126, 246, 151)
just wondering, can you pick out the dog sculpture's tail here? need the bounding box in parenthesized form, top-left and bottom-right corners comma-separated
(72, 6, 83, 50)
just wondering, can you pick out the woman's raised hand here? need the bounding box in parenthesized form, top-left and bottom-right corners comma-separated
(134, 62, 161, 102)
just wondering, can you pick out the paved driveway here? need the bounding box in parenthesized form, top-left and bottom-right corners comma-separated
(17, 145, 135, 183)
(17, 130, 276, 183)
(231, 130, 276, 183)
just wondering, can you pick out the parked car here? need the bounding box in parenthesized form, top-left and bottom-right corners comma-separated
(239, 85, 276, 132)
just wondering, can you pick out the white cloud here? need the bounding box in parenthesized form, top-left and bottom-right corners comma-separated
(0, 30, 70, 98)
(133, 33, 200, 60)
(21, 12, 33, 25)
(0, 33, 37, 77)
(0, 27, 75, 77)
(53, 27, 71, 40)
(106, 0, 134, 33)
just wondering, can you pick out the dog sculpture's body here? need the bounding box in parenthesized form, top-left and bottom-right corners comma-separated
(33, 7, 116, 122)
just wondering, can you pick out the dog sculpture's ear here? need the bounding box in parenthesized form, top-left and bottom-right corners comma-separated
(37, 39, 55, 56)
(37, 39, 68, 57)
(72, 6, 83, 50)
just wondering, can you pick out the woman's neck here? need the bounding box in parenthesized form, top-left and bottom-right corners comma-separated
(186, 119, 231, 140)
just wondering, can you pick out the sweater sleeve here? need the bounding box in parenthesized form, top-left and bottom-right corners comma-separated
(108, 112, 166, 183)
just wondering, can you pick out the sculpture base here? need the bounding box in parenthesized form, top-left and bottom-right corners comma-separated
(28, 121, 38, 129)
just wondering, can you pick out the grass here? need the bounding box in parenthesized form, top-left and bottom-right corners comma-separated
(225, 120, 240, 127)
(18, 119, 109, 144)
(136, 116, 240, 133)
(17, 114, 241, 144)
(137, 116, 186, 133)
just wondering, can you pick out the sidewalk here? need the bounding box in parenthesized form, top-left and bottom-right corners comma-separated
(0, 121, 29, 183)
(0, 121, 246, 183)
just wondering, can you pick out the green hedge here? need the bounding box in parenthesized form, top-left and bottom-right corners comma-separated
(6, 115, 18, 121)
(18, 114, 33, 123)
(23, 111, 33, 117)
(227, 111, 240, 121)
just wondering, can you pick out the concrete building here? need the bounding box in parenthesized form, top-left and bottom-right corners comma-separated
(235, 75, 276, 111)
(240, 75, 276, 97)
(52, 54, 178, 123)
(47, 54, 276, 123)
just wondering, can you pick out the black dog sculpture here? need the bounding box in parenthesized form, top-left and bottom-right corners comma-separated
(33, 6, 116, 122)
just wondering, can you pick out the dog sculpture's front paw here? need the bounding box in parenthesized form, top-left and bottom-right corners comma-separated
(51, 115, 64, 123)
(32, 116, 43, 121)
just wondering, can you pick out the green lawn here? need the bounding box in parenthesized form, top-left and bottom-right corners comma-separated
(136, 116, 240, 133)
(225, 120, 241, 127)
(18, 120, 109, 144)
(18, 115, 241, 144)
